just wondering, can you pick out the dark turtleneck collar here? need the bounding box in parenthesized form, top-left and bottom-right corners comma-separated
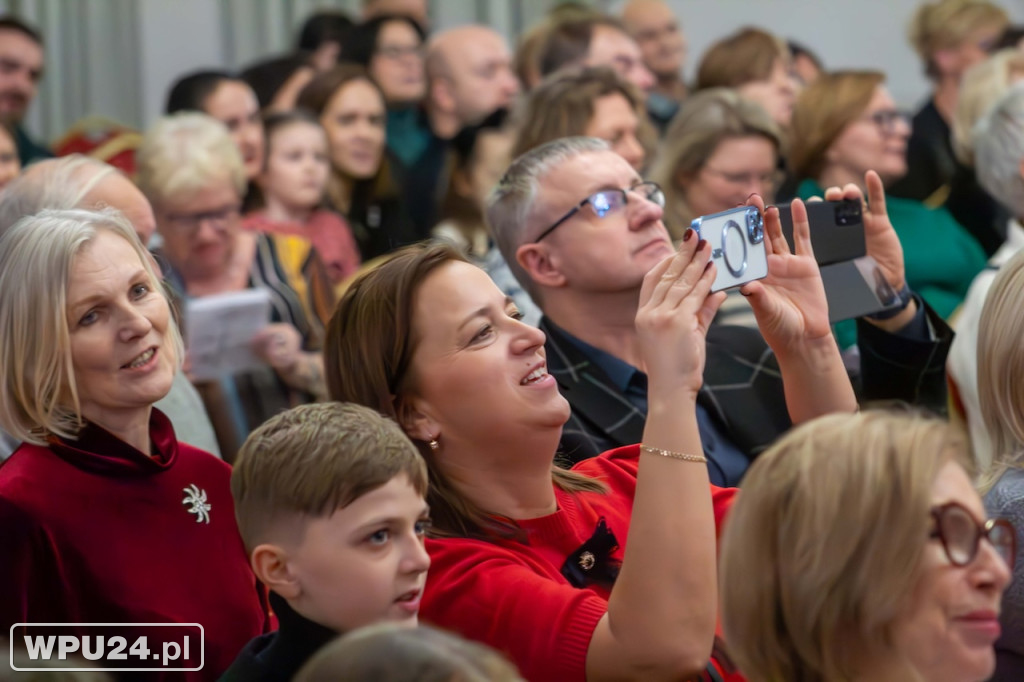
(221, 592, 337, 681)
(46, 408, 178, 477)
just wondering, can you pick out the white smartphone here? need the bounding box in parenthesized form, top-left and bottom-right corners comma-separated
(690, 205, 769, 292)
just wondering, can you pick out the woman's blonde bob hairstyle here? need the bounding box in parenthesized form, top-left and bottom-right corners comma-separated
(909, 0, 1008, 79)
(648, 87, 782, 240)
(789, 70, 885, 182)
(720, 410, 965, 682)
(0, 207, 184, 444)
(978, 249, 1024, 492)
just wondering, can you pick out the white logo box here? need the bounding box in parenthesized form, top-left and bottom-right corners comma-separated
(10, 623, 205, 672)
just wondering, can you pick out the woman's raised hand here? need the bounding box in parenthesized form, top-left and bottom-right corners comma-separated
(740, 194, 831, 352)
(636, 230, 726, 397)
(823, 170, 906, 292)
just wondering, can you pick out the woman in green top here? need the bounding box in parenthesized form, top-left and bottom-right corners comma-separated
(789, 70, 985, 347)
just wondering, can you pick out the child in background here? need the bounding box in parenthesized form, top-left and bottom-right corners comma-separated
(220, 402, 431, 682)
(244, 111, 361, 285)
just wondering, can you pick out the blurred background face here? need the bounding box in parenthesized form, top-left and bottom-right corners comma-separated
(889, 461, 1010, 682)
(585, 25, 655, 93)
(0, 29, 42, 124)
(0, 125, 20, 190)
(791, 52, 822, 88)
(825, 86, 910, 186)
(155, 180, 242, 282)
(81, 173, 157, 246)
(370, 20, 426, 106)
(624, 0, 686, 81)
(678, 135, 778, 221)
(261, 121, 330, 212)
(320, 79, 387, 180)
(737, 57, 797, 128)
(457, 129, 514, 210)
(443, 31, 519, 125)
(203, 80, 265, 180)
(938, 23, 1006, 80)
(584, 92, 645, 171)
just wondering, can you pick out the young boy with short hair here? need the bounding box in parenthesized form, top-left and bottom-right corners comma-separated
(220, 402, 431, 682)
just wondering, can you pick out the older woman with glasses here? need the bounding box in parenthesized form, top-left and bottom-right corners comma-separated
(648, 88, 784, 326)
(137, 112, 328, 457)
(650, 88, 783, 242)
(789, 70, 986, 331)
(721, 410, 1014, 682)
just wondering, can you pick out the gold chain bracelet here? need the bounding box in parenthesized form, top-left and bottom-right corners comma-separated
(640, 444, 707, 463)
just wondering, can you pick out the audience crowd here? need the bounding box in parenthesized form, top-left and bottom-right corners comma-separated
(1, 0, 1023, 680)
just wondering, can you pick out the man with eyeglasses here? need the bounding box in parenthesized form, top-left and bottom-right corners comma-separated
(489, 137, 953, 486)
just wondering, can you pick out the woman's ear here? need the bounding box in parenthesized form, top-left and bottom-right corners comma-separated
(251, 544, 300, 600)
(395, 395, 440, 446)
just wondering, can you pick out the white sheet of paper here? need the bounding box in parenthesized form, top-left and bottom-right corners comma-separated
(185, 288, 272, 382)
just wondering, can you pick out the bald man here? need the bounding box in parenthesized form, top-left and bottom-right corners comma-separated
(426, 25, 519, 138)
(0, 155, 221, 459)
(619, 0, 687, 129)
(395, 24, 519, 237)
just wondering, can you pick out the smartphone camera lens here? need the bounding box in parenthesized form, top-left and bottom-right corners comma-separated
(746, 208, 764, 244)
(835, 200, 861, 226)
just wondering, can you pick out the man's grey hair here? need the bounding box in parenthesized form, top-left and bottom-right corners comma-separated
(486, 136, 610, 303)
(975, 82, 1024, 218)
(0, 154, 117, 237)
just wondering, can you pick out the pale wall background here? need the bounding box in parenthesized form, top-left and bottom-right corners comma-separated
(3, 0, 1024, 146)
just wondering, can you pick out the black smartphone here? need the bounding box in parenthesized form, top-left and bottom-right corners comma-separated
(776, 199, 866, 266)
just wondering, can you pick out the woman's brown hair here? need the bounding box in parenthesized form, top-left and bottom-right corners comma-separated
(325, 241, 606, 541)
(296, 63, 398, 206)
(512, 66, 655, 163)
(696, 27, 790, 90)
(648, 87, 782, 239)
(788, 70, 884, 182)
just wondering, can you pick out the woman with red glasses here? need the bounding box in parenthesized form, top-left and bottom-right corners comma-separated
(721, 410, 1014, 682)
